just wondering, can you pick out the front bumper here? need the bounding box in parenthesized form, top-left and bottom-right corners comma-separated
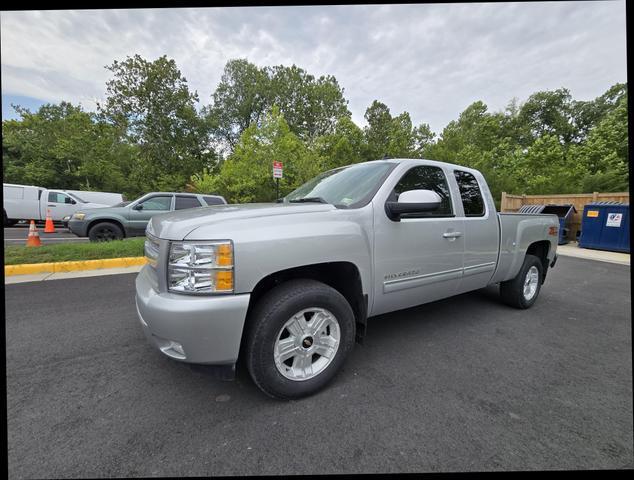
(135, 265, 251, 364)
(68, 219, 89, 237)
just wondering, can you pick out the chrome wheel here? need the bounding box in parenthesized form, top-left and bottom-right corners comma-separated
(523, 265, 539, 300)
(273, 307, 341, 381)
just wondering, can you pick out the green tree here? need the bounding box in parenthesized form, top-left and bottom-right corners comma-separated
(2, 102, 138, 196)
(266, 64, 350, 141)
(514, 134, 587, 194)
(205, 59, 270, 151)
(574, 91, 629, 192)
(207, 59, 350, 151)
(517, 88, 577, 146)
(312, 116, 365, 170)
(205, 107, 323, 203)
(362, 100, 429, 160)
(98, 54, 214, 192)
(572, 82, 628, 143)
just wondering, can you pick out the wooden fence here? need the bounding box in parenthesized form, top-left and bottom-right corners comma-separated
(500, 191, 630, 241)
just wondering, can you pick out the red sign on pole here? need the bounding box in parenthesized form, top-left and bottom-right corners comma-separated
(273, 161, 283, 179)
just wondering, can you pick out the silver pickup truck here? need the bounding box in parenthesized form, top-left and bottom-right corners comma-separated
(136, 159, 559, 399)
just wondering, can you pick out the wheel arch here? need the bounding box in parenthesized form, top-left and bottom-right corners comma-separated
(526, 240, 551, 282)
(238, 261, 368, 363)
(86, 218, 127, 238)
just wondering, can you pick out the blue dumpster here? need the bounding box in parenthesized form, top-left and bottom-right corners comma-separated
(579, 202, 630, 253)
(518, 204, 577, 245)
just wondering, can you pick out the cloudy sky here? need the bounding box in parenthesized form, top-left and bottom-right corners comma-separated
(0, 2, 627, 134)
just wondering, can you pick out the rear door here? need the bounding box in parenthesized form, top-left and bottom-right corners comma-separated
(372, 164, 465, 316)
(452, 169, 499, 294)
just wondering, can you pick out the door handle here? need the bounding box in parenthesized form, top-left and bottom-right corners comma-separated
(48, 204, 56, 207)
(443, 231, 463, 239)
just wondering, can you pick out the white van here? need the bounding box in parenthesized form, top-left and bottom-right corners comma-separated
(3, 183, 122, 226)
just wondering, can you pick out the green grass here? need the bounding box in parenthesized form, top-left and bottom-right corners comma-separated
(4, 238, 146, 265)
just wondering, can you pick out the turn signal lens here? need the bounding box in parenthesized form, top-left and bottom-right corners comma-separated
(215, 270, 233, 291)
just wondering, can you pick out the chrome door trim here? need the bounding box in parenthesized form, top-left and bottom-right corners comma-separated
(462, 262, 496, 277)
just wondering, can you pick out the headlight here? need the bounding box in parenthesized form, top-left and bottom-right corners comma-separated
(72, 212, 86, 220)
(167, 241, 233, 294)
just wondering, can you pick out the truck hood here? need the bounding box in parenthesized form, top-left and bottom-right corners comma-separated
(80, 204, 129, 215)
(148, 203, 336, 240)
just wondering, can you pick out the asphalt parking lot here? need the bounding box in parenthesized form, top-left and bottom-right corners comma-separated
(5, 255, 632, 477)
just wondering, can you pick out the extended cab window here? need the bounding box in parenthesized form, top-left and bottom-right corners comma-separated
(48, 192, 73, 204)
(391, 166, 453, 216)
(175, 196, 203, 210)
(138, 196, 172, 211)
(454, 170, 485, 217)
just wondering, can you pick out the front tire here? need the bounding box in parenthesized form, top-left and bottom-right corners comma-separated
(499, 254, 544, 309)
(88, 222, 124, 242)
(245, 279, 356, 400)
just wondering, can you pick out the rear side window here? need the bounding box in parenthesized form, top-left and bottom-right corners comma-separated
(392, 165, 453, 216)
(175, 195, 203, 210)
(48, 192, 73, 204)
(454, 170, 485, 217)
(203, 196, 225, 206)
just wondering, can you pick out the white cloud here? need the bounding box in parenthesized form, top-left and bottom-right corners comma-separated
(0, 1, 627, 133)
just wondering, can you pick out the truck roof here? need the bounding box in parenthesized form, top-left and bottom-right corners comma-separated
(365, 158, 482, 175)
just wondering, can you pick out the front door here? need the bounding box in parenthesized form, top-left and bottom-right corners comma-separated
(45, 191, 77, 221)
(372, 164, 465, 316)
(127, 195, 173, 235)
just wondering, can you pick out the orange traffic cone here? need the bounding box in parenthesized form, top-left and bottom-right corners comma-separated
(26, 220, 42, 247)
(44, 209, 56, 233)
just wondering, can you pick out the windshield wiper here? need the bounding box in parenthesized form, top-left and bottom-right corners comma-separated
(289, 197, 329, 204)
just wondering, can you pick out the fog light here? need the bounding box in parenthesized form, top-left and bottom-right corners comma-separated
(158, 339, 186, 359)
(170, 342, 185, 356)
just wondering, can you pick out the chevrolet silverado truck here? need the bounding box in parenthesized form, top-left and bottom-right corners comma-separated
(136, 159, 559, 399)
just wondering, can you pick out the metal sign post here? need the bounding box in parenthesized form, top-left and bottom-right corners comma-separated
(273, 161, 283, 200)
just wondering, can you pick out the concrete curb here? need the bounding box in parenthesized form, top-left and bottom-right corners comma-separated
(4, 257, 147, 276)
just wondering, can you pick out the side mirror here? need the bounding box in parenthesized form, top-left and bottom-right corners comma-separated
(70, 199, 76, 205)
(385, 189, 442, 221)
(132, 204, 143, 211)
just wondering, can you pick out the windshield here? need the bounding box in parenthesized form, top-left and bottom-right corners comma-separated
(284, 161, 396, 208)
(113, 201, 132, 207)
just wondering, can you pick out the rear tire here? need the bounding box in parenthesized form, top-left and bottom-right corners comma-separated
(88, 222, 124, 242)
(245, 279, 356, 400)
(499, 254, 544, 309)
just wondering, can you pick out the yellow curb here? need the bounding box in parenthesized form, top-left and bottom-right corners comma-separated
(5, 257, 148, 276)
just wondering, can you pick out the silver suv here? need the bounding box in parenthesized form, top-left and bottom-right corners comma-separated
(68, 192, 227, 241)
